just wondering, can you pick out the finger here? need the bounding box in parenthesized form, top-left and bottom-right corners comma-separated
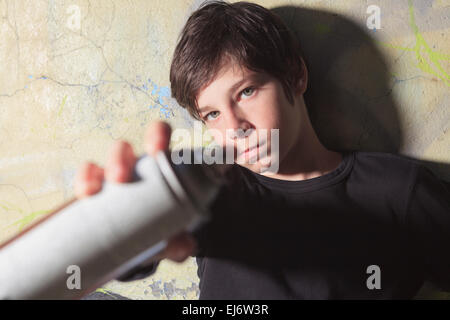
(163, 232, 197, 263)
(74, 162, 105, 199)
(104, 140, 137, 183)
(144, 121, 172, 156)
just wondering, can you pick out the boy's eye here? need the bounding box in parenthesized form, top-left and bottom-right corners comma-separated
(205, 111, 220, 121)
(240, 87, 255, 99)
(202, 87, 255, 122)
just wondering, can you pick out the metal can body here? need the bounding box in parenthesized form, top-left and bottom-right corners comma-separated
(0, 151, 215, 299)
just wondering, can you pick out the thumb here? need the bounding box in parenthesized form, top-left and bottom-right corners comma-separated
(144, 121, 172, 156)
(163, 232, 197, 263)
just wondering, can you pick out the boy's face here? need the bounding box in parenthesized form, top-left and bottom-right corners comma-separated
(196, 61, 304, 173)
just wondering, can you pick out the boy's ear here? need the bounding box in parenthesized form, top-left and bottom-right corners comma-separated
(294, 57, 308, 96)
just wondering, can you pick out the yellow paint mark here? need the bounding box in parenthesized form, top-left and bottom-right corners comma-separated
(95, 287, 117, 298)
(0, 201, 23, 214)
(58, 95, 67, 117)
(53, 95, 68, 141)
(379, 0, 450, 86)
(8, 209, 50, 231)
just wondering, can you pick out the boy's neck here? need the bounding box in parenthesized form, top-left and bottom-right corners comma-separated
(261, 114, 343, 182)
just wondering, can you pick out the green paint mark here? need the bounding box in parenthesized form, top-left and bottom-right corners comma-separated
(58, 95, 67, 117)
(52, 95, 68, 140)
(9, 209, 50, 231)
(0, 201, 24, 214)
(379, 0, 450, 86)
(95, 288, 117, 298)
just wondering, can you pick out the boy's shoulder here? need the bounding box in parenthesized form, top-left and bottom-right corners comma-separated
(354, 149, 420, 163)
(334, 150, 442, 220)
(352, 150, 423, 178)
(350, 150, 433, 205)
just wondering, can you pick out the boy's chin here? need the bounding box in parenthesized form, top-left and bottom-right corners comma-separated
(236, 157, 278, 175)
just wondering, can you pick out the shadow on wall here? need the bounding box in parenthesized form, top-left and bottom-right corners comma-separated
(271, 6, 449, 300)
(272, 6, 450, 182)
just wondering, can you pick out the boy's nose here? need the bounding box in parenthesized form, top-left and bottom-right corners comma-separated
(226, 121, 253, 141)
(224, 109, 253, 139)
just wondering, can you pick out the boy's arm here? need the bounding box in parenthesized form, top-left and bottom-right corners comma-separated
(405, 164, 450, 291)
(115, 230, 198, 282)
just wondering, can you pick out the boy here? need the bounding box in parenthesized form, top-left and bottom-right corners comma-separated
(75, 1, 450, 299)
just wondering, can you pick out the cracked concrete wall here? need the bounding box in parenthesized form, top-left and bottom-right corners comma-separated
(0, 0, 448, 299)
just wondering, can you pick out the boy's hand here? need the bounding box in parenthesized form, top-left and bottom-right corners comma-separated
(73, 121, 197, 263)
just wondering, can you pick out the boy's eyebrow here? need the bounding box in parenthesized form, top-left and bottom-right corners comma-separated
(198, 73, 264, 113)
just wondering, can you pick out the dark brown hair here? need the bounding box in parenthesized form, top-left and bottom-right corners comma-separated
(170, 0, 305, 121)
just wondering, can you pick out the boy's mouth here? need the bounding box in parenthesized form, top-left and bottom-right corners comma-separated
(237, 142, 266, 160)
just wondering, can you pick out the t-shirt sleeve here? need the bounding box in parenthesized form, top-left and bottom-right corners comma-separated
(405, 164, 450, 291)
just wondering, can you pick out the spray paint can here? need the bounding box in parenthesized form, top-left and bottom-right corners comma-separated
(0, 148, 225, 299)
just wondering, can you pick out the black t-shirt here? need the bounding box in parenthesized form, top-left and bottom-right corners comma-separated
(192, 150, 450, 299)
(118, 150, 450, 299)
